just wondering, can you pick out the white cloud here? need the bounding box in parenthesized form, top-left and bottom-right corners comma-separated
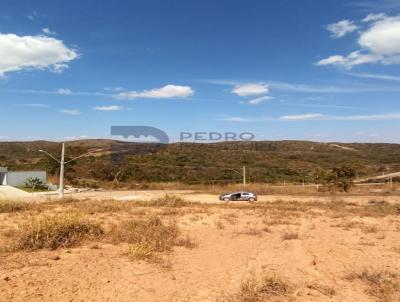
(330, 113, 400, 121)
(247, 95, 273, 105)
(221, 113, 400, 123)
(27, 11, 38, 21)
(63, 135, 88, 140)
(318, 14, 400, 68)
(0, 33, 78, 76)
(57, 88, 73, 95)
(317, 51, 379, 68)
(219, 117, 252, 122)
(359, 16, 400, 56)
(42, 28, 57, 35)
(94, 105, 122, 111)
(59, 109, 81, 115)
(232, 83, 268, 96)
(362, 13, 387, 23)
(116, 84, 194, 100)
(279, 113, 325, 121)
(206, 78, 400, 93)
(349, 72, 400, 81)
(104, 86, 124, 92)
(16, 103, 49, 108)
(327, 20, 358, 38)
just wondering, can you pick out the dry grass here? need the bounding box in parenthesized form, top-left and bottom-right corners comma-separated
(12, 211, 103, 250)
(332, 220, 365, 230)
(262, 218, 300, 226)
(0, 200, 32, 213)
(174, 234, 198, 249)
(362, 225, 379, 234)
(346, 269, 399, 302)
(281, 232, 299, 241)
(74, 200, 129, 214)
(220, 274, 293, 302)
(133, 194, 191, 208)
(307, 284, 336, 297)
(239, 227, 262, 236)
(109, 216, 180, 261)
(215, 220, 225, 229)
(220, 212, 239, 225)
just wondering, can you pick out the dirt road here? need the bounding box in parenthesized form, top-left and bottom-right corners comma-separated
(0, 186, 29, 199)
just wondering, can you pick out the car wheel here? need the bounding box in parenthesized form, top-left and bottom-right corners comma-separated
(248, 198, 255, 202)
(223, 197, 230, 201)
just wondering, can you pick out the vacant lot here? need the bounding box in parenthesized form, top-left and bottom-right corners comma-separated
(1, 194, 400, 302)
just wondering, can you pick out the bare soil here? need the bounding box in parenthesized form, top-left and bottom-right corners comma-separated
(1, 193, 400, 302)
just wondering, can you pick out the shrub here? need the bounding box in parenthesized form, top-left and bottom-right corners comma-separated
(24, 177, 46, 190)
(325, 165, 357, 192)
(14, 211, 103, 250)
(110, 216, 180, 261)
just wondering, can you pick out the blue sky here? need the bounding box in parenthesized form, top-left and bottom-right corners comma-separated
(1, 0, 400, 142)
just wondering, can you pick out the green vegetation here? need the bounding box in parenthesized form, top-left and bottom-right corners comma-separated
(324, 164, 357, 192)
(1, 139, 400, 185)
(24, 177, 45, 190)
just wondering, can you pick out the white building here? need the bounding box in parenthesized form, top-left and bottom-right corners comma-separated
(0, 167, 47, 187)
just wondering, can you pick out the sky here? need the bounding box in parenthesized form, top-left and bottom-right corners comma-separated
(1, 0, 400, 143)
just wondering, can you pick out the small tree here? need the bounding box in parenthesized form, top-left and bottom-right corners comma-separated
(326, 165, 357, 192)
(24, 177, 46, 190)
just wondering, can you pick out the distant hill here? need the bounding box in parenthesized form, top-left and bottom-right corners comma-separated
(1, 139, 400, 184)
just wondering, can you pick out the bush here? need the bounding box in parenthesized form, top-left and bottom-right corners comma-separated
(14, 211, 103, 250)
(325, 165, 357, 192)
(24, 177, 46, 190)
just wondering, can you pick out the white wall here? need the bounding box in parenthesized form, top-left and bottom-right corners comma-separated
(5, 171, 47, 187)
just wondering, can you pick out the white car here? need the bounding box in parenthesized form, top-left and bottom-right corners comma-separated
(219, 192, 257, 202)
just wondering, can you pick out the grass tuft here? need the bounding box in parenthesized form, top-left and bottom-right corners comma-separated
(133, 195, 190, 208)
(174, 234, 198, 249)
(0, 200, 31, 213)
(220, 274, 293, 301)
(281, 232, 299, 241)
(346, 269, 399, 302)
(110, 216, 180, 261)
(13, 211, 103, 250)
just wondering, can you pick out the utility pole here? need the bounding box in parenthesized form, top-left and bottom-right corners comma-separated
(39, 143, 101, 199)
(59, 143, 65, 199)
(243, 166, 246, 190)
